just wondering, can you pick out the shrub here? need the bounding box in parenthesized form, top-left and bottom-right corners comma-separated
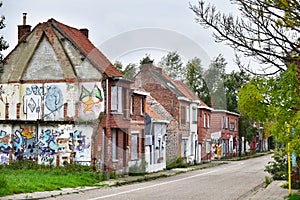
(166, 157, 189, 170)
(129, 160, 147, 176)
(265, 149, 287, 180)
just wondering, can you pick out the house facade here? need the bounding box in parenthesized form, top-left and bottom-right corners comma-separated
(144, 96, 170, 172)
(134, 62, 201, 163)
(0, 16, 138, 173)
(210, 110, 239, 158)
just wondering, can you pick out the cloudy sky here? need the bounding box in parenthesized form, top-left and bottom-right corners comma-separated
(1, 0, 240, 72)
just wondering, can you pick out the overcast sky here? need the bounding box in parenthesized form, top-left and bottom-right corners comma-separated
(1, 0, 240, 72)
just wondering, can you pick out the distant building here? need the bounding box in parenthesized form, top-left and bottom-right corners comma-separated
(210, 110, 239, 158)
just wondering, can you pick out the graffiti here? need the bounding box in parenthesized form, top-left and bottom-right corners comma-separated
(44, 85, 63, 119)
(0, 126, 92, 165)
(80, 85, 103, 113)
(13, 127, 36, 160)
(23, 85, 42, 120)
(0, 130, 12, 153)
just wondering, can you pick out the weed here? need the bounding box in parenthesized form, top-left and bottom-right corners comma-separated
(265, 176, 271, 187)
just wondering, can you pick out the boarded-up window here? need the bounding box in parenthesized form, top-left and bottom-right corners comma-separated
(111, 86, 122, 113)
(112, 129, 117, 160)
(131, 134, 138, 160)
(181, 106, 186, 125)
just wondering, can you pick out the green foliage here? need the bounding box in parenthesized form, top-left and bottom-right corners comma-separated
(114, 61, 137, 80)
(186, 57, 210, 106)
(166, 157, 189, 170)
(140, 54, 153, 65)
(129, 160, 147, 176)
(288, 193, 300, 200)
(159, 51, 185, 80)
(265, 176, 271, 188)
(265, 149, 288, 180)
(238, 64, 300, 154)
(203, 54, 227, 109)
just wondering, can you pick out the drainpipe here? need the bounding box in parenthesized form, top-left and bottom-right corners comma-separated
(101, 78, 109, 172)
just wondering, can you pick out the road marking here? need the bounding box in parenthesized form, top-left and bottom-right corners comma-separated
(87, 169, 217, 200)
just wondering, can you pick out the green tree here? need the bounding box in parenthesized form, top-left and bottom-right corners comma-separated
(186, 57, 210, 105)
(0, 2, 8, 63)
(190, 0, 300, 74)
(114, 61, 137, 80)
(223, 70, 251, 112)
(159, 51, 185, 80)
(238, 64, 300, 154)
(204, 54, 226, 109)
(139, 54, 153, 65)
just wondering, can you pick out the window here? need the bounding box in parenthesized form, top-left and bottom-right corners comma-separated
(186, 107, 189, 122)
(204, 113, 206, 128)
(234, 119, 237, 131)
(207, 114, 210, 128)
(225, 117, 229, 129)
(140, 98, 144, 115)
(112, 129, 118, 161)
(111, 86, 122, 113)
(181, 106, 186, 125)
(131, 134, 138, 160)
(130, 96, 133, 115)
(192, 107, 197, 124)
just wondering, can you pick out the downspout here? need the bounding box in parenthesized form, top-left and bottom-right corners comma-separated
(101, 78, 109, 172)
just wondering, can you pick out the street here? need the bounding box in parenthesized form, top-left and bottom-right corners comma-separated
(45, 154, 271, 200)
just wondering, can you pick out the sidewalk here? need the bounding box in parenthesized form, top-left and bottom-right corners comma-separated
(242, 180, 298, 200)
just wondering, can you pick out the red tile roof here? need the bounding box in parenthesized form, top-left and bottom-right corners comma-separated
(51, 19, 123, 78)
(174, 80, 207, 106)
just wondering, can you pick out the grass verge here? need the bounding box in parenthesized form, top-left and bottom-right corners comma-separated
(0, 160, 107, 197)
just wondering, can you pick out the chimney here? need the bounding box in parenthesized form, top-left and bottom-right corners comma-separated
(18, 13, 31, 41)
(80, 28, 89, 38)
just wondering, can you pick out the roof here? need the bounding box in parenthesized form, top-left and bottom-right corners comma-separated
(173, 80, 208, 106)
(3, 18, 122, 83)
(52, 19, 123, 78)
(146, 95, 173, 123)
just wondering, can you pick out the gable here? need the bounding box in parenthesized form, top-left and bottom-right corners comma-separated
(22, 36, 65, 81)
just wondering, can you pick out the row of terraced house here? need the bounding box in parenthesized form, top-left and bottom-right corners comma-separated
(0, 16, 239, 173)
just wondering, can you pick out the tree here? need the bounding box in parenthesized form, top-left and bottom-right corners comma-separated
(186, 57, 210, 105)
(223, 70, 251, 112)
(190, 0, 300, 75)
(158, 51, 185, 80)
(204, 54, 227, 109)
(139, 54, 153, 65)
(238, 64, 300, 154)
(0, 2, 8, 63)
(114, 61, 137, 80)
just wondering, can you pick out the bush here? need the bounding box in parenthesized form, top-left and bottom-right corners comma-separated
(265, 149, 287, 180)
(166, 157, 189, 170)
(129, 160, 147, 176)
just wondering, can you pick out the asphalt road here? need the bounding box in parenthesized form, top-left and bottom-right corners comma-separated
(45, 154, 272, 200)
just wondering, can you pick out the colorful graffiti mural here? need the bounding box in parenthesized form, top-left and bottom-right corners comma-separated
(0, 125, 92, 165)
(0, 130, 11, 164)
(80, 85, 103, 113)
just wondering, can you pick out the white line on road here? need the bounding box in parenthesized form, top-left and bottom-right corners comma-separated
(87, 169, 217, 200)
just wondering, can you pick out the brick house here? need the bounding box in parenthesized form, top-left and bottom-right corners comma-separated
(128, 87, 148, 173)
(134, 61, 200, 163)
(197, 103, 213, 161)
(210, 110, 239, 158)
(0, 16, 136, 173)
